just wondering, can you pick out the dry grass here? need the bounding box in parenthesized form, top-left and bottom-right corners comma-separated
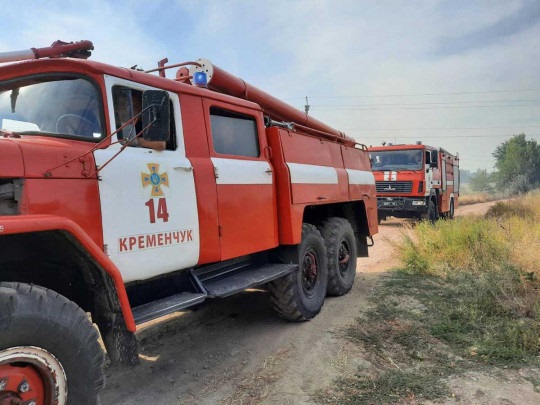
(486, 192, 540, 278)
(395, 193, 540, 361)
(220, 349, 290, 405)
(317, 196, 540, 404)
(459, 192, 500, 206)
(399, 192, 540, 281)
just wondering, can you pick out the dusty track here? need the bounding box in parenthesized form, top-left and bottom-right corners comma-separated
(101, 200, 518, 404)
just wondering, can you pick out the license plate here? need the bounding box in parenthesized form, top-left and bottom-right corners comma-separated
(383, 202, 397, 206)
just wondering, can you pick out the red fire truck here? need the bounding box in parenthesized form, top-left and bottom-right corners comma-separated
(0, 41, 377, 404)
(368, 142, 459, 222)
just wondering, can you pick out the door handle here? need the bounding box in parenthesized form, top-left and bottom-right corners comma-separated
(265, 168, 273, 175)
(174, 165, 193, 172)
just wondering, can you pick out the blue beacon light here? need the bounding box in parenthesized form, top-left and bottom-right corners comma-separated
(193, 71, 208, 87)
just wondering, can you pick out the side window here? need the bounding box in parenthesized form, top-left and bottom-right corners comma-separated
(210, 107, 259, 158)
(112, 86, 137, 142)
(112, 85, 177, 150)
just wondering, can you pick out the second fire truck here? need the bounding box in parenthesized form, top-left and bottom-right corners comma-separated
(368, 142, 459, 222)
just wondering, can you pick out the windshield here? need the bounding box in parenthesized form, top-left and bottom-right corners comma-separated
(370, 149, 424, 171)
(0, 75, 103, 139)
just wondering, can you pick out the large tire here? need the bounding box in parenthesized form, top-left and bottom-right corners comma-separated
(319, 217, 357, 296)
(268, 224, 328, 321)
(447, 198, 455, 219)
(426, 199, 438, 223)
(0, 282, 105, 405)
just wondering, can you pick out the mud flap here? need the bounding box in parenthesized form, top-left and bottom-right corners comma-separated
(95, 312, 139, 367)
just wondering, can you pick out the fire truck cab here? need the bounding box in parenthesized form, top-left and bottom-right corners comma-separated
(368, 143, 459, 222)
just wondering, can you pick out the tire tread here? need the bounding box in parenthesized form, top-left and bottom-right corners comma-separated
(319, 217, 357, 296)
(0, 282, 105, 404)
(268, 224, 327, 321)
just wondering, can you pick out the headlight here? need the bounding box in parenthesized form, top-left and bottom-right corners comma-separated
(412, 200, 426, 206)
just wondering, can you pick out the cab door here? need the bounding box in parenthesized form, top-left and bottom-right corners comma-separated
(94, 76, 200, 283)
(204, 100, 277, 260)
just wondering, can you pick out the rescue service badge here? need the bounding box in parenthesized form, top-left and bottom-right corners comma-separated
(141, 163, 169, 197)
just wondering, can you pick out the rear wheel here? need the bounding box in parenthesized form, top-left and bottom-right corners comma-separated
(447, 198, 455, 219)
(268, 224, 328, 321)
(0, 283, 105, 405)
(320, 217, 357, 296)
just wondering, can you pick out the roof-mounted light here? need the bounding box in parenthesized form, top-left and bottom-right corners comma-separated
(193, 71, 208, 87)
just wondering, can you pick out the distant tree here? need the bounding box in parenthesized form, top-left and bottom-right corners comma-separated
(469, 169, 494, 193)
(493, 134, 540, 194)
(460, 169, 473, 184)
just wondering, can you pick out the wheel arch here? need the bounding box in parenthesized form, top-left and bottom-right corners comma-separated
(0, 215, 135, 332)
(302, 201, 370, 257)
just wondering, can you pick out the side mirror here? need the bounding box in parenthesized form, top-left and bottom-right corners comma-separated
(142, 90, 170, 141)
(429, 150, 438, 168)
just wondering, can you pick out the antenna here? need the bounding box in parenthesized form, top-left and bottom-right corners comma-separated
(304, 96, 310, 115)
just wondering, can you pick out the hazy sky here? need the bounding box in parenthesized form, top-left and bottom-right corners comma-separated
(2, 0, 539, 171)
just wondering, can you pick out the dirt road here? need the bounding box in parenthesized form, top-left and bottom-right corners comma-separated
(102, 200, 524, 404)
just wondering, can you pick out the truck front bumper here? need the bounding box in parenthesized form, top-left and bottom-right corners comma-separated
(377, 197, 428, 217)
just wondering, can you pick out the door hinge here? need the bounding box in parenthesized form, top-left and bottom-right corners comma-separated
(214, 166, 219, 179)
(218, 225, 223, 237)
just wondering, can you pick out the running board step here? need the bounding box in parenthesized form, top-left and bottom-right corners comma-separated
(132, 292, 207, 324)
(200, 263, 297, 298)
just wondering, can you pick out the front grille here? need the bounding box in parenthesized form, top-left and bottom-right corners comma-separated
(376, 181, 413, 193)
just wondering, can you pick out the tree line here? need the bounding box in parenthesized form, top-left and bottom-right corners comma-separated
(466, 134, 540, 195)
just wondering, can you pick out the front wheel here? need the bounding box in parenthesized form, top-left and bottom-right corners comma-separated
(320, 217, 357, 296)
(268, 224, 328, 321)
(426, 199, 438, 223)
(0, 283, 105, 405)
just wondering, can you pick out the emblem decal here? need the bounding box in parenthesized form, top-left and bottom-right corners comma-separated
(141, 163, 169, 197)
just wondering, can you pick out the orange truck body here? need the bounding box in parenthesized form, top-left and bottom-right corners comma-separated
(368, 143, 460, 221)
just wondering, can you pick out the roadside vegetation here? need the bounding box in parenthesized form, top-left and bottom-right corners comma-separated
(458, 191, 500, 206)
(317, 193, 540, 404)
(460, 133, 540, 205)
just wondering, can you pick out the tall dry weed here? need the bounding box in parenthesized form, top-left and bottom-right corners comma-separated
(458, 193, 499, 206)
(398, 193, 540, 321)
(400, 193, 540, 279)
(399, 217, 510, 276)
(486, 192, 540, 279)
